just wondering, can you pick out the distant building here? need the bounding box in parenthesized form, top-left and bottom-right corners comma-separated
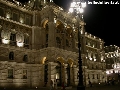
(0, 0, 106, 88)
(105, 45, 120, 81)
(84, 32, 106, 85)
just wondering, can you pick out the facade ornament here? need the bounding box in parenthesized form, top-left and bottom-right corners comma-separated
(1, 30, 11, 40)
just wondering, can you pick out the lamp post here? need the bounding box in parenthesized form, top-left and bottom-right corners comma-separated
(69, 0, 86, 90)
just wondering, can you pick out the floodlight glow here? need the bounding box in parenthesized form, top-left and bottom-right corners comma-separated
(71, 2, 76, 7)
(69, 8, 73, 13)
(81, 2, 86, 8)
(79, 8, 84, 13)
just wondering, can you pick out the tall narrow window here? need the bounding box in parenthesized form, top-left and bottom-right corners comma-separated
(46, 34, 48, 47)
(55, 62, 62, 86)
(56, 37, 61, 48)
(23, 70, 27, 79)
(97, 74, 99, 79)
(88, 74, 90, 79)
(23, 55, 28, 62)
(8, 69, 13, 79)
(44, 64, 48, 83)
(66, 64, 70, 86)
(0, 7, 4, 17)
(13, 13, 18, 21)
(26, 16, 32, 25)
(9, 51, 14, 60)
(93, 74, 94, 79)
(66, 39, 69, 47)
(10, 33, 16, 46)
(24, 34, 29, 49)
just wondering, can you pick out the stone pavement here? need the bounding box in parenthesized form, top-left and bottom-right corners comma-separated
(1, 85, 120, 90)
(29, 85, 120, 90)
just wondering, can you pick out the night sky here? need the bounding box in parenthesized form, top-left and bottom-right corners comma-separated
(18, 0, 120, 47)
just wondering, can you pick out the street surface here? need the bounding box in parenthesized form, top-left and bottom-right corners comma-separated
(1, 85, 120, 90)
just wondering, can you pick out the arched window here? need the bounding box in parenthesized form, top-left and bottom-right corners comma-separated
(66, 64, 70, 86)
(56, 37, 61, 48)
(55, 61, 62, 86)
(44, 60, 48, 85)
(66, 39, 69, 47)
(9, 51, 14, 60)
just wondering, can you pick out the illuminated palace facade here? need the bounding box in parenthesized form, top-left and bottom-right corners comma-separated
(0, 0, 106, 88)
(105, 45, 120, 81)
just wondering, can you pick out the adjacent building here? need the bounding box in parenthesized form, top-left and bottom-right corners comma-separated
(104, 45, 120, 81)
(0, 0, 106, 88)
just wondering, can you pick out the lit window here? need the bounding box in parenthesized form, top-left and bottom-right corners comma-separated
(20, 17, 24, 23)
(6, 12, 10, 19)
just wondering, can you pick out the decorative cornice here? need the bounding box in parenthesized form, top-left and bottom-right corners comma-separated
(0, 16, 32, 29)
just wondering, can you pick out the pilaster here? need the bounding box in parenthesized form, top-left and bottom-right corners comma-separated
(47, 62, 56, 86)
(48, 22, 56, 47)
(73, 65, 79, 86)
(64, 64, 68, 84)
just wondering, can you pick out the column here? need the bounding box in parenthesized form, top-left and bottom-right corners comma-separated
(48, 22, 56, 47)
(73, 65, 79, 86)
(47, 62, 56, 86)
(64, 64, 68, 84)
(70, 66, 74, 86)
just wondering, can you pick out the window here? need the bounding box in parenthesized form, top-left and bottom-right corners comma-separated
(45, 23, 49, 31)
(23, 55, 28, 62)
(13, 13, 18, 21)
(92, 74, 94, 79)
(23, 70, 27, 79)
(8, 69, 13, 79)
(88, 74, 90, 79)
(0, 7, 4, 17)
(97, 74, 99, 79)
(46, 34, 48, 47)
(9, 51, 14, 60)
(56, 37, 61, 48)
(10, 33, 16, 46)
(66, 39, 69, 47)
(26, 17, 30, 25)
(24, 34, 29, 48)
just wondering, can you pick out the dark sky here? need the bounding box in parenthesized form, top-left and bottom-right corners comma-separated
(18, 0, 120, 47)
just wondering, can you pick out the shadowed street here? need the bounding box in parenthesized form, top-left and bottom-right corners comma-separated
(1, 84, 120, 90)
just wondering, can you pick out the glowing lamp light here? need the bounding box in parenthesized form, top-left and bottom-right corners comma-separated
(54, 17, 57, 23)
(20, 18, 24, 23)
(71, 2, 76, 7)
(69, 8, 73, 13)
(89, 58, 92, 60)
(2, 39, 10, 44)
(106, 71, 109, 74)
(79, 8, 84, 13)
(17, 42, 24, 47)
(6, 14, 10, 19)
(81, 2, 86, 8)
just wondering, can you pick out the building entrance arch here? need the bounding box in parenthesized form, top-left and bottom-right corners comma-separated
(55, 61, 62, 86)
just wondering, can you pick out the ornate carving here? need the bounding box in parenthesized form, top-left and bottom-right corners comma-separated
(16, 32, 24, 43)
(0, 47, 9, 56)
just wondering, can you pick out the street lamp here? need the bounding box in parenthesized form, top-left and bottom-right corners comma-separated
(69, 0, 86, 90)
